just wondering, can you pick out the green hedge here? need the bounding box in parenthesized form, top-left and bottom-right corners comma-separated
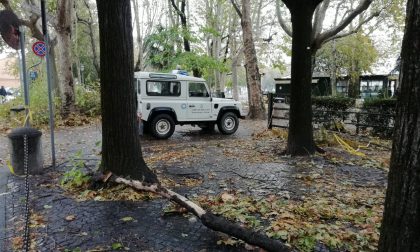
(312, 96, 355, 129)
(360, 98, 396, 137)
(312, 96, 355, 111)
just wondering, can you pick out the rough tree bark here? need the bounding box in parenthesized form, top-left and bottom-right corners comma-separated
(56, 0, 76, 118)
(378, 0, 420, 250)
(282, 0, 322, 155)
(96, 0, 157, 182)
(348, 58, 360, 98)
(228, 11, 242, 101)
(232, 0, 266, 119)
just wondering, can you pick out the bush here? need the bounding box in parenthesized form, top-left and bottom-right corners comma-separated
(312, 96, 355, 130)
(75, 84, 101, 117)
(360, 98, 396, 137)
(0, 81, 101, 129)
(0, 80, 61, 128)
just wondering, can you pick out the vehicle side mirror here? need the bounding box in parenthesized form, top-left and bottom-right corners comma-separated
(210, 97, 213, 102)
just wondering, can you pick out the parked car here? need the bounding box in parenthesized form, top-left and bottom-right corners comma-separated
(135, 72, 246, 139)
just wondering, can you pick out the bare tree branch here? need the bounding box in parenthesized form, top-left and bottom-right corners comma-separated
(315, 0, 373, 48)
(323, 10, 380, 44)
(230, 0, 242, 18)
(275, 0, 292, 37)
(21, 1, 57, 27)
(113, 175, 291, 252)
(170, 0, 185, 19)
(312, 0, 330, 40)
(333, 2, 345, 26)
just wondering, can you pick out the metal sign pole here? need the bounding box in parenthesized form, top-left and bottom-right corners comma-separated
(41, 0, 56, 169)
(18, 27, 30, 127)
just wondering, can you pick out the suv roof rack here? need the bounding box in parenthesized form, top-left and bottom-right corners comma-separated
(149, 73, 177, 79)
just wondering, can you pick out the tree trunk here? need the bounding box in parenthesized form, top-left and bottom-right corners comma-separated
(378, 0, 420, 250)
(56, 0, 76, 118)
(231, 63, 239, 100)
(348, 74, 360, 98)
(348, 58, 360, 98)
(241, 0, 265, 120)
(84, 0, 100, 76)
(330, 39, 337, 96)
(96, 0, 158, 183)
(133, 0, 143, 71)
(48, 44, 60, 96)
(283, 0, 320, 155)
(229, 12, 241, 101)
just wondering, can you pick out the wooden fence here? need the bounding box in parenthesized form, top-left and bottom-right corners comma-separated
(267, 93, 395, 135)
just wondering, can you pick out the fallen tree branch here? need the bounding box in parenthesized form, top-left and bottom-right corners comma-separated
(111, 174, 290, 252)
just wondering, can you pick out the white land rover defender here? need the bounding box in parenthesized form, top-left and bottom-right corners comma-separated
(135, 72, 246, 139)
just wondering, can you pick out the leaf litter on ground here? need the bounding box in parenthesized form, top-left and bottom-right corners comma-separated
(54, 126, 390, 251)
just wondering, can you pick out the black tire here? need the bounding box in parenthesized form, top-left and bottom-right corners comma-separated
(150, 114, 175, 139)
(217, 112, 239, 135)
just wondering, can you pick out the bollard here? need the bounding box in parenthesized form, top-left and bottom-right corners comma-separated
(8, 127, 43, 175)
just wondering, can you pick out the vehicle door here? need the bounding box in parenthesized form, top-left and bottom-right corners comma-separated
(135, 78, 142, 117)
(145, 80, 186, 121)
(187, 82, 212, 120)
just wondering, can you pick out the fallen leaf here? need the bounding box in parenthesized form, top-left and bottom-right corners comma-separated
(221, 193, 235, 202)
(65, 215, 76, 221)
(120, 216, 135, 222)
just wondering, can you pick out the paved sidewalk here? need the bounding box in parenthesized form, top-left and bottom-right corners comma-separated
(0, 168, 10, 251)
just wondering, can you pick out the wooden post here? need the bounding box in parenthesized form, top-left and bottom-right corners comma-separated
(268, 93, 273, 129)
(356, 112, 360, 134)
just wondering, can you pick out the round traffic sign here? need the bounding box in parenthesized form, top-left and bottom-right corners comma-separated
(32, 41, 47, 57)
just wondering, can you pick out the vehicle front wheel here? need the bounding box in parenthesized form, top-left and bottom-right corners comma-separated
(217, 112, 239, 135)
(151, 114, 175, 139)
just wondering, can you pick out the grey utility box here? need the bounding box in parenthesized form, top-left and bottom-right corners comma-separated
(8, 127, 43, 175)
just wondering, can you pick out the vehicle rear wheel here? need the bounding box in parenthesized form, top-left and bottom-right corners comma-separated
(217, 112, 239, 135)
(151, 114, 175, 139)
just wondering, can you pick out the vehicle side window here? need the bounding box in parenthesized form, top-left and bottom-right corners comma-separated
(189, 82, 209, 97)
(146, 81, 181, 96)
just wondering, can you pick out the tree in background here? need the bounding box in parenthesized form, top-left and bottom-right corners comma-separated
(277, 0, 394, 155)
(56, 0, 76, 117)
(96, 0, 157, 182)
(315, 33, 378, 97)
(231, 0, 266, 119)
(76, 0, 100, 80)
(1, 0, 78, 118)
(132, 0, 164, 72)
(378, 0, 420, 250)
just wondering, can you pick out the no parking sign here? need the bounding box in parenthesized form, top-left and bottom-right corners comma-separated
(32, 41, 47, 57)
